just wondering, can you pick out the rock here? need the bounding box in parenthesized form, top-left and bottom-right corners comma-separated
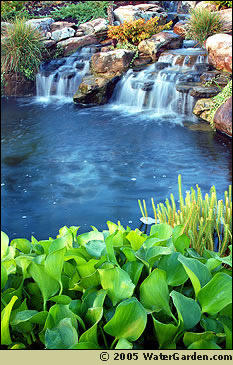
(57, 35, 98, 56)
(51, 27, 75, 42)
(50, 21, 76, 32)
(200, 71, 230, 88)
(138, 32, 183, 61)
(213, 96, 232, 137)
(43, 39, 57, 48)
(91, 49, 135, 77)
(73, 74, 120, 106)
(3, 72, 35, 97)
(193, 98, 215, 121)
(101, 46, 113, 52)
(217, 9, 232, 34)
(205, 34, 232, 72)
(76, 30, 85, 37)
(173, 21, 188, 37)
(113, 5, 167, 25)
(78, 18, 108, 35)
(132, 55, 152, 68)
(194, 63, 214, 72)
(195, 1, 218, 11)
(176, 82, 201, 93)
(25, 18, 54, 36)
(154, 62, 172, 70)
(190, 86, 220, 98)
(177, 1, 197, 14)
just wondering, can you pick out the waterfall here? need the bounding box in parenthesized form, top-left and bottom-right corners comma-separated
(111, 46, 208, 120)
(36, 46, 95, 102)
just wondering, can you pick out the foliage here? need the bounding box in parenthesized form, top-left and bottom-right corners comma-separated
(51, 1, 110, 25)
(209, 80, 232, 129)
(108, 18, 172, 46)
(212, 1, 232, 9)
(1, 221, 232, 350)
(1, 1, 29, 21)
(185, 8, 224, 46)
(1, 17, 46, 80)
(138, 175, 232, 257)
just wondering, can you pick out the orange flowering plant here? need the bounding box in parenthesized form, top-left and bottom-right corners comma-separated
(108, 17, 172, 46)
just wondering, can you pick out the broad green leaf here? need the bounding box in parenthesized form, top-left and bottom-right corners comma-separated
(172, 225, 185, 243)
(115, 338, 133, 349)
(79, 322, 98, 345)
(10, 238, 31, 254)
(85, 240, 106, 258)
(45, 246, 66, 293)
(45, 318, 78, 349)
(2, 259, 16, 276)
(107, 221, 118, 234)
(28, 262, 59, 310)
(1, 231, 9, 258)
(105, 233, 118, 265)
(45, 304, 78, 331)
(71, 342, 100, 349)
(187, 340, 221, 349)
(146, 246, 173, 267)
(173, 234, 190, 255)
(77, 231, 104, 247)
(15, 256, 33, 279)
(10, 310, 38, 325)
(220, 303, 232, 319)
(178, 256, 212, 296)
(57, 229, 73, 248)
(158, 252, 188, 286)
(150, 223, 173, 240)
(140, 269, 173, 318)
(153, 316, 180, 349)
(126, 230, 146, 251)
(49, 295, 72, 305)
(104, 297, 147, 341)
(120, 247, 136, 262)
(204, 247, 232, 268)
(218, 316, 232, 349)
(170, 291, 201, 330)
(200, 315, 224, 334)
(197, 273, 232, 315)
(206, 258, 222, 272)
(112, 230, 124, 247)
(183, 331, 218, 347)
(98, 267, 135, 306)
(122, 262, 144, 286)
(1, 296, 18, 345)
(1, 265, 8, 289)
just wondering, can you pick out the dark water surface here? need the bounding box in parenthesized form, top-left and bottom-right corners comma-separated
(1, 97, 232, 240)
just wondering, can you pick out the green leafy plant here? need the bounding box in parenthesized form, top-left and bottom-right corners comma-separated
(209, 80, 232, 129)
(1, 219, 232, 350)
(51, 1, 110, 25)
(1, 17, 46, 80)
(212, 1, 232, 9)
(1, 1, 29, 21)
(108, 18, 172, 46)
(138, 175, 232, 257)
(185, 8, 224, 46)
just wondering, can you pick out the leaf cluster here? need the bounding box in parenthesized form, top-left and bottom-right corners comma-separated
(1, 1, 29, 21)
(51, 1, 110, 25)
(1, 17, 46, 80)
(1, 220, 232, 350)
(212, 1, 232, 9)
(107, 18, 172, 46)
(185, 8, 225, 46)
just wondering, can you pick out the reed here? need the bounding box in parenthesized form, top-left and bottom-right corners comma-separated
(138, 175, 232, 256)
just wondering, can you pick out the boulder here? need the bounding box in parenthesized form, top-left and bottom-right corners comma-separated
(195, 1, 218, 11)
(51, 27, 75, 42)
(173, 21, 188, 37)
(138, 32, 183, 61)
(218, 8, 232, 34)
(190, 86, 220, 98)
(113, 5, 167, 24)
(91, 49, 135, 77)
(25, 18, 54, 36)
(57, 35, 98, 56)
(78, 18, 108, 35)
(177, 1, 197, 14)
(213, 96, 232, 137)
(200, 71, 230, 88)
(73, 74, 120, 106)
(205, 34, 232, 72)
(3, 72, 35, 97)
(193, 98, 215, 121)
(132, 55, 152, 68)
(50, 21, 76, 32)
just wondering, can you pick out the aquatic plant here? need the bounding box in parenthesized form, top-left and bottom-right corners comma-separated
(1, 222, 232, 350)
(108, 18, 172, 46)
(1, 17, 45, 80)
(138, 175, 232, 256)
(185, 8, 224, 46)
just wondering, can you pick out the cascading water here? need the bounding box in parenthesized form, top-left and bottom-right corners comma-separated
(36, 46, 96, 102)
(111, 45, 208, 121)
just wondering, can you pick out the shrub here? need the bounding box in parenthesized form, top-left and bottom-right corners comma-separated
(138, 175, 232, 257)
(1, 221, 232, 349)
(209, 80, 232, 129)
(185, 8, 224, 47)
(1, 17, 46, 80)
(1, 1, 29, 21)
(108, 18, 172, 46)
(51, 1, 110, 25)
(212, 1, 232, 9)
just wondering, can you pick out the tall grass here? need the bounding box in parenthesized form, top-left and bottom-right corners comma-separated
(138, 175, 232, 256)
(185, 8, 224, 47)
(1, 17, 45, 80)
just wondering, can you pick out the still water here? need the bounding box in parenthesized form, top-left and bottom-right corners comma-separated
(1, 97, 232, 240)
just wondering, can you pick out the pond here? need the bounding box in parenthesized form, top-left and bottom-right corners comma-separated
(1, 96, 232, 240)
